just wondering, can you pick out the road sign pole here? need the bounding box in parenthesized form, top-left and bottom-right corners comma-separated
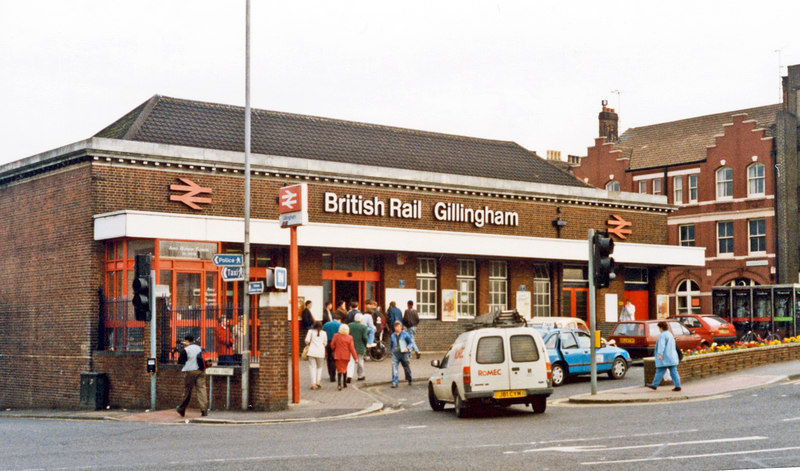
(241, 0, 252, 412)
(588, 229, 597, 395)
(290, 226, 300, 404)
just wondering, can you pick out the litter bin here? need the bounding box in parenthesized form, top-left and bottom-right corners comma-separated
(80, 372, 108, 410)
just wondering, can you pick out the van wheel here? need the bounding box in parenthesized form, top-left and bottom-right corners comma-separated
(551, 363, 566, 387)
(531, 396, 546, 414)
(453, 387, 468, 418)
(607, 357, 628, 380)
(428, 383, 445, 411)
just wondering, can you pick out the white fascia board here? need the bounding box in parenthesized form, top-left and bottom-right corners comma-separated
(94, 210, 705, 267)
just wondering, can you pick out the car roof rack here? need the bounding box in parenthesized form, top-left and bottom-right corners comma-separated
(469, 309, 528, 330)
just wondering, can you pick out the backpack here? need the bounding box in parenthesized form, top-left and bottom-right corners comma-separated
(675, 343, 684, 362)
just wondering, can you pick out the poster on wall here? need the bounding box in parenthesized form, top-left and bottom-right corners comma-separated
(657, 295, 669, 319)
(516, 291, 532, 320)
(604, 293, 618, 322)
(441, 289, 457, 322)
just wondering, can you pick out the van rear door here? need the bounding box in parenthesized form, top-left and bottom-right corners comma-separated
(472, 332, 510, 393)
(508, 332, 545, 391)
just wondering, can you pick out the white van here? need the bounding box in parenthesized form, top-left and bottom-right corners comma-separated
(427, 314, 553, 418)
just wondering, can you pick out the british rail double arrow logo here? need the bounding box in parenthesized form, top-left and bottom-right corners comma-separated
(169, 178, 212, 210)
(607, 214, 632, 239)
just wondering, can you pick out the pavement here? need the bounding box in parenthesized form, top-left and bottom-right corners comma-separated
(3, 355, 800, 424)
(569, 357, 800, 404)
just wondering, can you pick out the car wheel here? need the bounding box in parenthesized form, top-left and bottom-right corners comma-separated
(551, 363, 566, 387)
(607, 357, 627, 380)
(453, 387, 468, 418)
(428, 383, 445, 411)
(531, 396, 546, 414)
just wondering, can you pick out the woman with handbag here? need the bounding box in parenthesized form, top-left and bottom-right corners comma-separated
(647, 321, 682, 391)
(305, 321, 327, 390)
(330, 323, 358, 390)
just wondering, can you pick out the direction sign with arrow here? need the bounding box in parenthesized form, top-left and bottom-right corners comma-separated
(213, 254, 243, 266)
(222, 266, 245, 282)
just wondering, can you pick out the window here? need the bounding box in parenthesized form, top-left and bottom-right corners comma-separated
(488, 261, 507, 311)
(416, 258, 437, 318)
(676, 279, 701, 315)
(748, 219, 766, 253)
(652, 178, 662, 195)
(510, 335, 539, 362)
(747, 163, 765, 196)
(476, 336, 504, 364)
(457, 259, 476, 317)
(673, 176, 683, 204)
(679, 225, 695, 247)
(638, 180, 647, 194)
(533, 264, 551, 316)
(688, 174, 698, 202)
(559, 332, 578, 349)
(545, 334, 558, 349)
(606, 180, 620, 192)
(716, 166, 733, 199)
(717, 221, 734, 255)
(575, 331, 592, 349)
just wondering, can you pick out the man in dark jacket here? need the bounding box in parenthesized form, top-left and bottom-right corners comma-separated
(300, 300, 314, 348)
(387, 301, 403, 330)
(346, 301, 360, 324)
(349, 313, 369, 381)
(403, 300, 421, 359)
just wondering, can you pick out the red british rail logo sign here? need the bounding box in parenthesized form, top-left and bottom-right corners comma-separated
(169, 178, 212, 210)
(607, 214, 632, 239)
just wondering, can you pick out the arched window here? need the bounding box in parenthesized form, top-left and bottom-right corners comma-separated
(725, 278, 758, 287)
(716, 166, 733, 199)
(606, 180, 620, 192)
(676, 279, 701, 315)
(747, 163, 765, 196)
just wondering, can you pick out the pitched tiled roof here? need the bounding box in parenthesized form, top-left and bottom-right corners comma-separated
(95, 95, 586, 188)
(614, 104, 779, 170)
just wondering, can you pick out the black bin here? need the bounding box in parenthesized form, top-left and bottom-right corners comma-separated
(79, 372, 108, 410)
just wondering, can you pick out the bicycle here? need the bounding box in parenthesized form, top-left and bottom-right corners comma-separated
(739, 322, 781, 343)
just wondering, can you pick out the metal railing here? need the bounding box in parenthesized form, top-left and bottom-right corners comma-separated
(101, 298, 259, 364)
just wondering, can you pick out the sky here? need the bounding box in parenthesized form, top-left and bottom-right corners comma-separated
(2, 0, 800, 166)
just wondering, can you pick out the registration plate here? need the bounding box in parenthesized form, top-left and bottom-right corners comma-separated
(618, 337, 635, 344)
(719, 329, 729, 334)
(494, 390, 525, 399)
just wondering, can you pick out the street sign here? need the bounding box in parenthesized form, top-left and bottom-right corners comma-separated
(248, 281, 264, 294)
(278, 184, 308, 227)
(274, 267, 287, 290)
(222, 266, 245, 282)
(213, 254, 243, 266)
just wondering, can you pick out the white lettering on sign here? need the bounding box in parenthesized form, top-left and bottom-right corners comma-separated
(322, 192, 519, 228)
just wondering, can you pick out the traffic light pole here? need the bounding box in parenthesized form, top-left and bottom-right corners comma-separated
(588, 229, 598, 395)
(150, 268, 156, 410)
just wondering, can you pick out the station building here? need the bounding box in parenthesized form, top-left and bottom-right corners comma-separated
(0, 95, 703, 409)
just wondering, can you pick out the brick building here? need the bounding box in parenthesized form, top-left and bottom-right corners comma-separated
(574, 96, 793, 319)
(0, 95, 702, 409)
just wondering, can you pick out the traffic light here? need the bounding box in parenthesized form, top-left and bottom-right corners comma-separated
(593, 231, 616, 288)
(132, 254, 152, 322)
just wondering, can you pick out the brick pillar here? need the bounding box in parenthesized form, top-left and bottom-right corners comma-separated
(251, 294, 289, 411)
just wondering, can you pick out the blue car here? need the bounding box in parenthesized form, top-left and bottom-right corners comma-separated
(535, 328, 631, 387)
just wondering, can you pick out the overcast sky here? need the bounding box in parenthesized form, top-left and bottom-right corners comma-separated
(2, 0, 800, 166)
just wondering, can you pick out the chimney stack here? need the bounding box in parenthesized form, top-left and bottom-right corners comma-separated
(598, 100, 619, 142)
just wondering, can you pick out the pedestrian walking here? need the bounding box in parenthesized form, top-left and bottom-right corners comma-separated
(300, 300, 315, 348)
(362, 300, 377, 347)
(390, 321, 417, 388)
(346, 301, 360, 324)
(330, 323, 358, 390)
(403, 300, 421, 359)
(322, 314, 342, 382)
(176, 335, 208, 417)
(647, 321, 682, 392)
(322, 301, 334, 323)
(619, 299, 635, 322)
(305, 321, 328, 390)
(349, 313, 369, 381)
(335, 300, 348, 321)
(387, 301, 403, 334)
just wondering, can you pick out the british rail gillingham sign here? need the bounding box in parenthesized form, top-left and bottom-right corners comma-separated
(323, 191, 519, 228)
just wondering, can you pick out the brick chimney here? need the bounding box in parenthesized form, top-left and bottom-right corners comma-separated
(598, 100, 619, 142)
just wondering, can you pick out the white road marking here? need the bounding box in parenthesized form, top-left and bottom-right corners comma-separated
(400, 425, 428, 429)
(581, 446, 800, 465)
(495, 429, 698, 454)
(411, 400, 425, 406)
(519, 436, 766, 455)
(782, 416, 800, 422)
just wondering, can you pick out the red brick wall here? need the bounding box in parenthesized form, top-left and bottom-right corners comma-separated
(0, 164, 102, 408)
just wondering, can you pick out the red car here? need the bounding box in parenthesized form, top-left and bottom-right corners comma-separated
(671, 314, 737, 345)
(609, 319, 705, 359)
